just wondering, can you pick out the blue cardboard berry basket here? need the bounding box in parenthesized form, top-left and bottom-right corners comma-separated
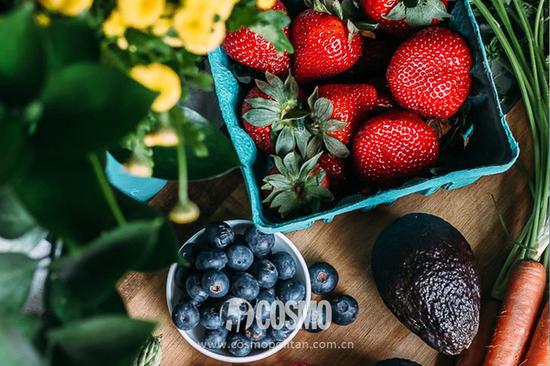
(208, 0, 519, 234)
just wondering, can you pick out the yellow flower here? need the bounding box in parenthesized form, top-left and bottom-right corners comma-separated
(173, 0, 233, 55)
(130, 63, 181, 112)
(257, 0, 276, 10)
(38, 0, 93, 16)
(35, 12, 51, 27)
(169, 201, 200, 224)
(143, 128, 179, 147)
(117, 0, 164, 29)
(163, 36, 184, 48)
(117, 37, 129, 50)
(123, 158, 153, 177)
(151, 17, 171, 36)
(103, 10, 126, 37)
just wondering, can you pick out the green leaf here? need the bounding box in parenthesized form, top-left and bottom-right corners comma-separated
(0, 6, 46, 106)
(0, 253, 37, 313)
(275, 127, 295, 155)
(151, 110, 239, 181)
(50, 219, 163, 315)
(249, 10, 294, 53)
(116, 191, 180, 271)
(41, 18, 100, 72)
(243, 108, 279, 127)
(33, 63, 156, 157)
(48, 315, 156, 366)
(0, 114, 32, 185)
(385, 0, 450, 26)
(313, 98, 334, 121)
(14, 159, 116, 244)
(0, 315, 44, 366)
(322, 134, 349, 158)
(0, 188, 36, 239)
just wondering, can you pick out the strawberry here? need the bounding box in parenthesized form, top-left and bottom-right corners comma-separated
(290, 1, 364, 84)
(318, 153, 350, 193)
(262, 152, 333, 217)
(352, 110, 439, 185)
(222, 1, 290, 76)
(386, 27, 472, 119)
(360, 0, 449, 36)
(242, 72, 308, 154)
(305, 84, 377, 158)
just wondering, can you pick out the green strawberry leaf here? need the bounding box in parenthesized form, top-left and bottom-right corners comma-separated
(385, 0, 450, 26)
(276, 127, 296, 155)
(249, 10, 294, 54)
(313, 98, 334, 122)
(243, 108, 280, 127)
(322, 134, 350, 158)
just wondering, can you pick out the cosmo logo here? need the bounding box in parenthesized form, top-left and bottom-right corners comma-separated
(219, 298, 332, 332)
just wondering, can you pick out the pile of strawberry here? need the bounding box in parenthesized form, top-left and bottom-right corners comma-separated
(222, 0, 473, 219)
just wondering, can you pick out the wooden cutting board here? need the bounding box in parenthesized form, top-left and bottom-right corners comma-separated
(118, 102, 532, 366)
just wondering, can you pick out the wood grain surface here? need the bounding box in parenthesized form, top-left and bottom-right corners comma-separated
(118, 102, 532, 366)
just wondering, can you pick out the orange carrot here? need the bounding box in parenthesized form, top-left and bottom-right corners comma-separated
(522, 301, 549, 366)
(483, 260, 547, 366)
(456, 299, 501, 366)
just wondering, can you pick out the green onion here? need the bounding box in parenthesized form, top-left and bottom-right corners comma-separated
(472, 0, 549, 299)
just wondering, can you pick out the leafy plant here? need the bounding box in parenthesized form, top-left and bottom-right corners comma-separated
(0, 1, 292, 365)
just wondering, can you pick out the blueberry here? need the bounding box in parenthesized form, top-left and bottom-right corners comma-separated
(201, 270, 230, 298)
(244, 322, 267, 342)
(221, 297, 253, 331)
(226, 245, 254, 271)
(230, 272, 260, 301)
(309, 262, 339, 295)
(174, 265, 191, 290)
(330, 295, 358, 325)
(250, 258, 278, 289)
(269, 317, 296, 342)
(200, 302, 225, 330)
(270, 252, 296, 280)
(227, 332, 252, 357)
(203, 328, 228, 350)
(303, 303, 329, 333)
(277, 279, 306, 303)
(255, 289, 276, 321)
(195, 249, 228, 271)
(205, 221, 234, 249)
(252, 334, 276, 349)
(185, 273, 208, 304)
(244, 226, 275, 257)
(172, 301, 200, 331)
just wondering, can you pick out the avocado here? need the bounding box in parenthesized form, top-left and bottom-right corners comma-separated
(372, 213, 480, 355)
(375, 359, 421, 366)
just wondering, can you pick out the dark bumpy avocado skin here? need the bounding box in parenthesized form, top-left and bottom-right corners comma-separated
(372, 213, 480, 355)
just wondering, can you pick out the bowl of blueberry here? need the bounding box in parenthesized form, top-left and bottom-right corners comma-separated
(166, 220, 312, 363)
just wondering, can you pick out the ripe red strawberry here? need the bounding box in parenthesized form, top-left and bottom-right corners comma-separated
(360, 0, 449, 36)
(222, 1, 290, 76)
(386, 27, 472, 119)
(352, 110, 439, 184)
(262, 152, 333, 217)
(241, 73, 305, 154)
(318, 153, 350, 192)
(317, 84, 378, 145)
(290, 7, 363, 83)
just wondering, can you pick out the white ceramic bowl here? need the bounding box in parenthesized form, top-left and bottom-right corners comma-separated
(166, 219, 311, 363)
